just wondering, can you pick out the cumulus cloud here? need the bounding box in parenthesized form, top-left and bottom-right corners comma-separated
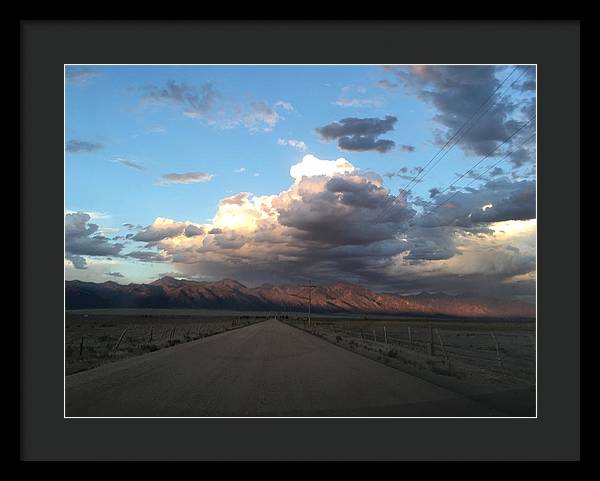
(159, 172, 213, 185)
(121, 154, 534, 299)
(66, 140, 103, 153)
(386, 65, 536, 163)
(315, 116, 397, 153)
(399, 144, 416, 152)
(65, 212, 124, 269)
(132, 218, 204, 243)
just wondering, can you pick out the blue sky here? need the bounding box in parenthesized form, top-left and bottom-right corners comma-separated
(66, 66, 435, 224)
(65, 65, 536, 301)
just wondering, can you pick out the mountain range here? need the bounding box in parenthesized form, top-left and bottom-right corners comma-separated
(65, 277, 535, 319)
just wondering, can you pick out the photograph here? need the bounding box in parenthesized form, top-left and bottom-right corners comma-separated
(64, 64, 537, 418)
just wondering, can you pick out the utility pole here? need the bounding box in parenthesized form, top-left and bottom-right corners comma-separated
(301, 280, 314, 328)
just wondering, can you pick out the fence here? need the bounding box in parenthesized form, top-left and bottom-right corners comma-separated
(292, 320, 535, 385)
(65, 317, 263, 374)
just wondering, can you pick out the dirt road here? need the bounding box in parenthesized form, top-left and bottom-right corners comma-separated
(66, 319, 503, 417)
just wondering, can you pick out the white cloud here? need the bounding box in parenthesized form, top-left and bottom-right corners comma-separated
(289, 154, 354, 181)
(277, 138, 308, 151)
(274, 100, 294, 111)
(116, 154, 535, 300)
(334, 97, 383, 108)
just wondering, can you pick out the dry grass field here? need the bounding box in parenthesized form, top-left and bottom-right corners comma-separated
(65, 310, 266, 375)
(285, 316, 535, 415)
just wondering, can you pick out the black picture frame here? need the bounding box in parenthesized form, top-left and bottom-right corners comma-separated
(20, 20, 580, 461)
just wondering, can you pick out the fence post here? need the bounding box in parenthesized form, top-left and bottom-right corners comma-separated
(429, 324, 435, 356)
(408, 326, 413, 346)
(113, 328, 128, 351)
(435, 328, 450, 371)
(491, 332, 504, 370)
(373, 329, 377, 342)
(79, 336, 84, 356)
(384, 326, 388, 344)
(148, 327, 153, 343)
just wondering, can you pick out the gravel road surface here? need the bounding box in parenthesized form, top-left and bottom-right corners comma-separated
(66, 319, 503, 417)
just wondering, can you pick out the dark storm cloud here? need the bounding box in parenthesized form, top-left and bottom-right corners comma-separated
(276, 176, 414, 246)
(132, 219, 205, 243)
(66, 253, 87, 270)
(401, 226, 459, 261)
(127, 251, 170, 263)
(418, 179, 536, 228)
(338, 136, 395, 153)
(133, 221, 186, 243)
(129, 155, 534, 302)
(509, 145, 535, 168)
(315, 116, 397, 153)
(429, 188, 441, 198)
(513, 66, 536, 92)
(66, 140, 103, 153)
(470, 182, 536, 223)
(388, 65, 536, 162)
(65, 212, 124, 268)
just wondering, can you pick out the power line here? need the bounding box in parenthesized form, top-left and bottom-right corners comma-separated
(396, 67, 519, 193)
(375, 66, 527, 223)
(425, 114, 536, 202)
(402, 67, 529, 195)
(421, 131, 536, 220)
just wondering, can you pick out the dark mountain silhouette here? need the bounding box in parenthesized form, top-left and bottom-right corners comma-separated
(65, 276, 535, 319)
